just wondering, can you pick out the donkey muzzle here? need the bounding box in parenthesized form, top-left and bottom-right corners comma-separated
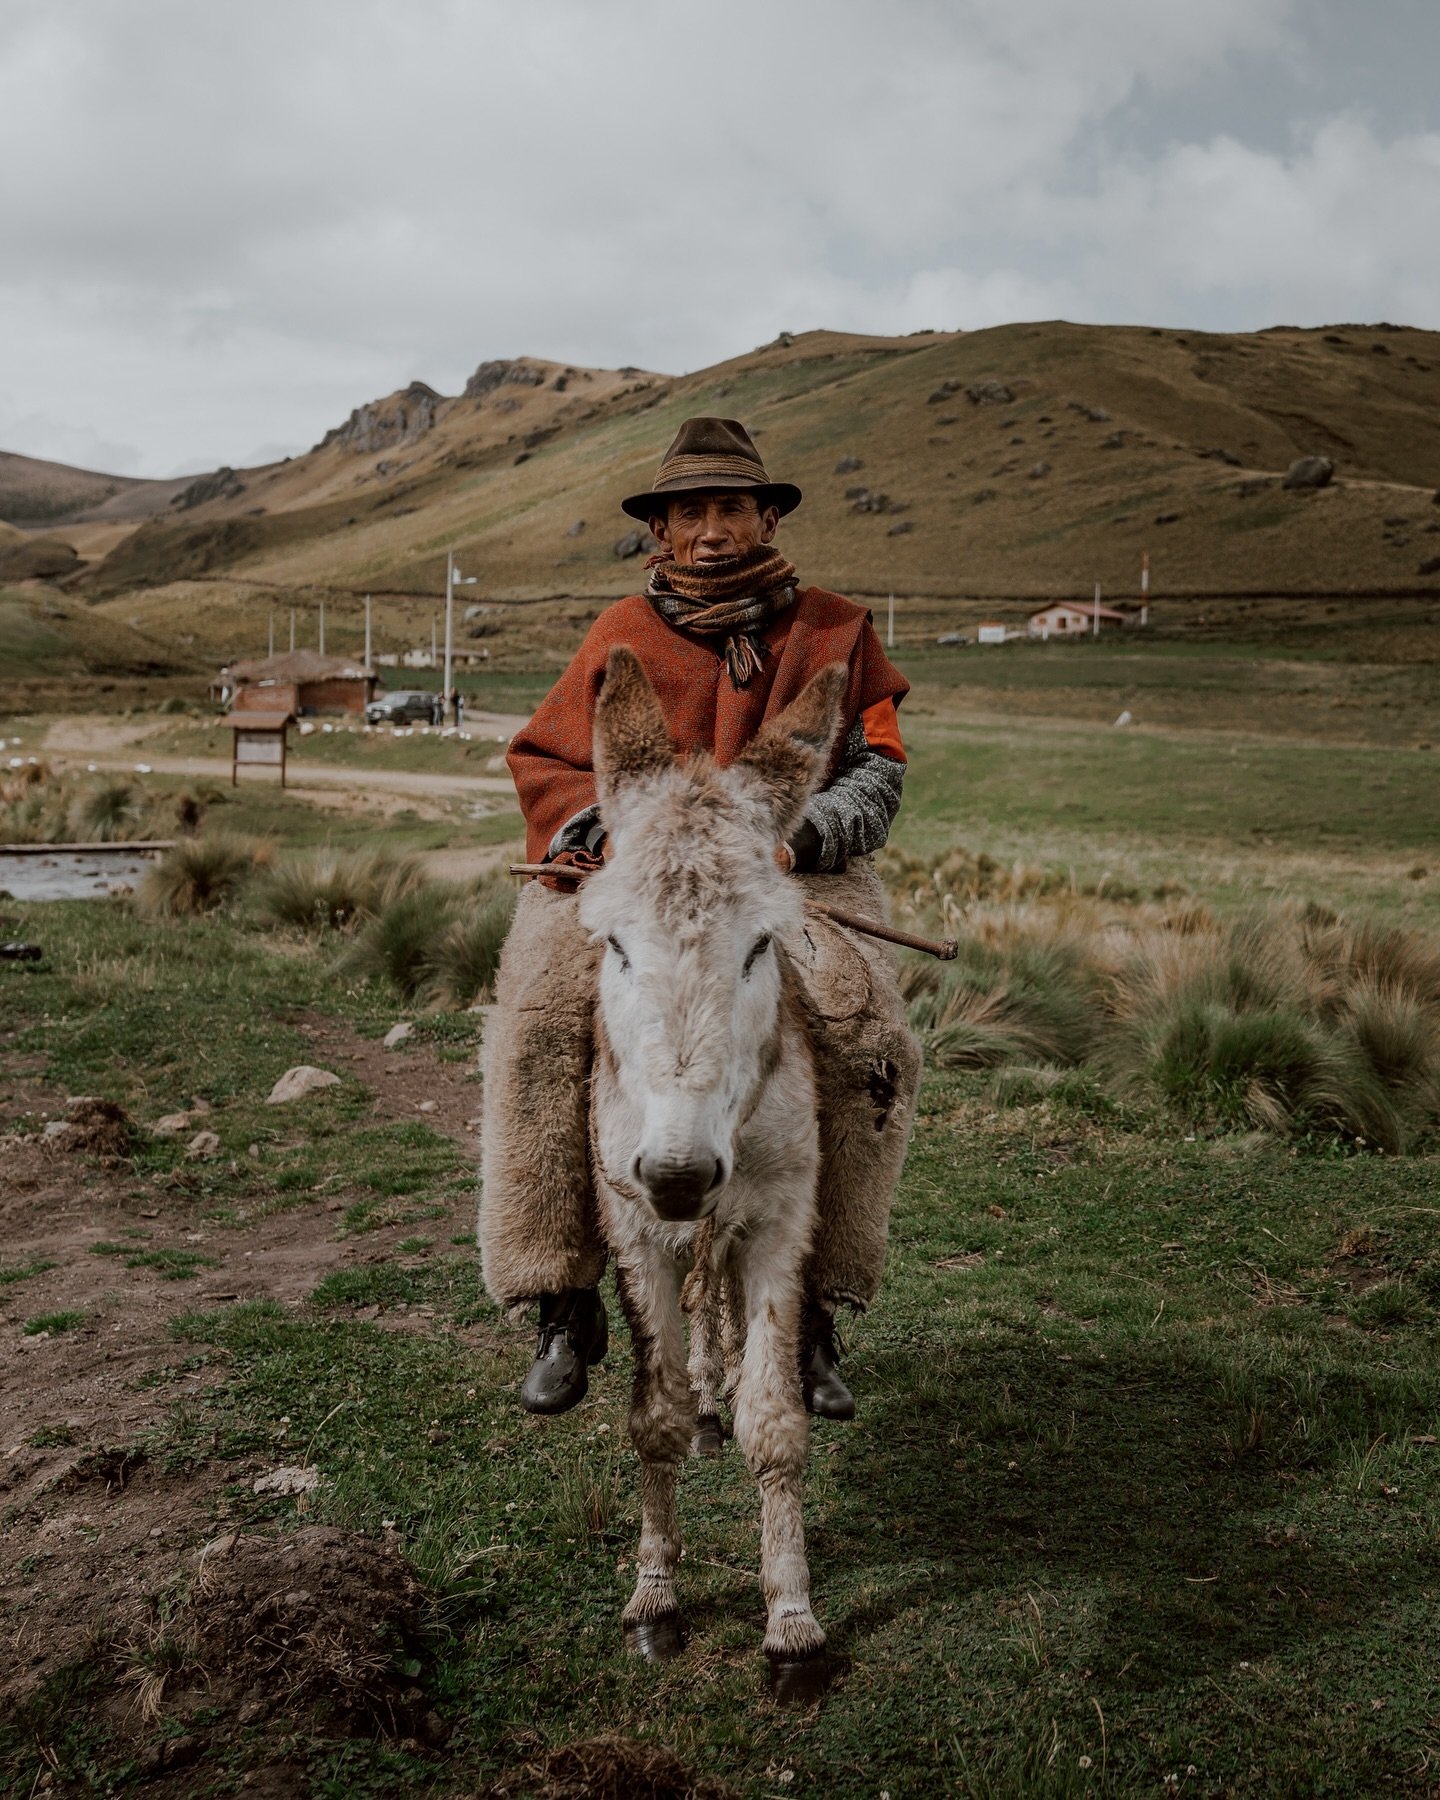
(633, 1152, 728, 1222)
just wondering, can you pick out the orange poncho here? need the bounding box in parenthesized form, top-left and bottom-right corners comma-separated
(508, 587, 909, 863)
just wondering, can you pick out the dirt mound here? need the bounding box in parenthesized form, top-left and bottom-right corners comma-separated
(192, 1526, 440, 1738)
(512, 1734, 734, 1800)
(45, 1096, 139, 1161)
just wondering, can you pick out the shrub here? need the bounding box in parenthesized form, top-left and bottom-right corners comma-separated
(66, 778, 140, 842)
(905, 927, 1100, 1070)
(347, 884, 459, 1000)
(887, 848, 1440, 1153)
(257, 849, 422, 932)
(423, 881, 515, 1008)
(1104, 914, 1433, 1151)
(135, 835, 271, 917)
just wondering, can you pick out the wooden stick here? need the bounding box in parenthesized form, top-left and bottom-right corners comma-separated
(803, 902, 958, 961)
(506, 863, 958, 961)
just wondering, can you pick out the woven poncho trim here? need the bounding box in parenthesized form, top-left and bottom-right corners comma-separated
(645, 545, 799, 688)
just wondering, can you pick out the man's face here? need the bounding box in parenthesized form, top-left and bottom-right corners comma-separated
(650, 490, 781, 565)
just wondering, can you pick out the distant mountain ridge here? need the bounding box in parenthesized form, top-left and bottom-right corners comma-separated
(5, 324, 1440, 602)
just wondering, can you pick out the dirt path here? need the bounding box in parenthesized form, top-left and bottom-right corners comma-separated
(0, 1023, 498, 1736)
(39, 713, 524, 803)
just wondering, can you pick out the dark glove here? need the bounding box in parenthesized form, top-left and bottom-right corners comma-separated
(786, 820, 823, 874)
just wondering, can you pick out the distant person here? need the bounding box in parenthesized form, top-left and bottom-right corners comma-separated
(453, 689, 465, 730)
(430, 693, 444, 728)
(478, 416, 920, 1419)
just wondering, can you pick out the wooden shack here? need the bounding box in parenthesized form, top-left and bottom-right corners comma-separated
(215, 651, 378, 717)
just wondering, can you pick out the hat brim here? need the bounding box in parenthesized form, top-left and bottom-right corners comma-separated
(621, 479, 802, 523)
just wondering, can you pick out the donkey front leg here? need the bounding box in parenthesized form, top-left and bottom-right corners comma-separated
(616, 1253, 694, 1660)
(730, 1258, 830, 1701)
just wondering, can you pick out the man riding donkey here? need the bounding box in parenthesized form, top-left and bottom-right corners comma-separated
(478, 417, 922, 1422)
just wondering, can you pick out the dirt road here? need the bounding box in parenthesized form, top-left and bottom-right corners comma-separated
(41, 713, 523, 803)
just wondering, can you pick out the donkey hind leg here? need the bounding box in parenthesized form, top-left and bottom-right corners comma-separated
(617, 1256, 694, 1660)
(729, 1259, 829, 1701)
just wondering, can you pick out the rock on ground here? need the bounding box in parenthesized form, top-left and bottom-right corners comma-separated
(266, 1066, 340, 1105)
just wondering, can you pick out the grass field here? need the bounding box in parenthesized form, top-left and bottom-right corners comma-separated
(2, 886, 1438, 1795)
(2, 603, 1438, 1795)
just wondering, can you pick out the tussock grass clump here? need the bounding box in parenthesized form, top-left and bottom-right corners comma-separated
(0, 765, 197, 845)
(422, 879, 515, 1008)
(1105, 911, 1440, 1152)
(902, 906, 1105, 1070)
(346, 884, 460, 1001)
(344, 872, 516, 1006)
(136, 835, 272, 917)
(888, 846, 1440, 1152)
(256, 848, 423, 932)
(65, 777, 140, 842)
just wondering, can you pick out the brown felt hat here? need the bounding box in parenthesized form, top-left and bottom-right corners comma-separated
(620, 416, 802, 521)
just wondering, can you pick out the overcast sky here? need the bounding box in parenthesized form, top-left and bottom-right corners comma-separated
(2, 0, 1437, 478)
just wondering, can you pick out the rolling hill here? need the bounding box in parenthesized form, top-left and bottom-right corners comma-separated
(5, 324, 1440, 639)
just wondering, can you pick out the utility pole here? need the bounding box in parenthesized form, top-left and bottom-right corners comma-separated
(318, 598, 325, 655)
(1140, 551, 1150, 627)
(887, 591, 895, 649)
(1093, 579, 1102, 638)
(444, 550, 478, 715)
(289, 608, 296, 653)
(364, 595, 373, 674)
(267, 609, 274, 657)
(431, 613, 438, 669)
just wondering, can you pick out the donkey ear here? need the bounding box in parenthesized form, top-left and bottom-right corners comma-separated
(594, 646, 673, 798)
(733, 662, 848, 837)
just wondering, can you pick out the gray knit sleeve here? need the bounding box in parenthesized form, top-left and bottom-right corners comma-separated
(801, 719, 905, 871)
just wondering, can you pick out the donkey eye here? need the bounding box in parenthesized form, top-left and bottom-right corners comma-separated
(742, 933, 772, 977)
(606, 934, 631, 971)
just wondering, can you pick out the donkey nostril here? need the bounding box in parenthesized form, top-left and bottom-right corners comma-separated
(631, 1155, 645, 1189)
(708, 1159, 727, 1194)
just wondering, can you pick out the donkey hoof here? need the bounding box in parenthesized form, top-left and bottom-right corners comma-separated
(690, 1414, 725, 1457)
(624, 1613, 685, 1662)
(767, 1647, 830, 1705)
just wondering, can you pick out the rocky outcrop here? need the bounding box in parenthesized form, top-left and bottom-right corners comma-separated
(464, 359, 546, 401)
(320, 382, 442, 455)
(613, 528, 656, 559)
(1282, 455, 1335, 491)
(0, 534, 83, 580)
(170, 466, 245, 510)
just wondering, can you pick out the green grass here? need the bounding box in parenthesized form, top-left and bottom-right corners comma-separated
(0, 1258, 56, 1286)
(4, 604, 1440, 1793)
(21, 1310, 87, 1335)
(91, 1242, 218, 1280)
(0, 899, 479, 1217)
(105, 1090, 1440, 1798)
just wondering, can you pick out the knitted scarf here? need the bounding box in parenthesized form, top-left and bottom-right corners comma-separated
(645, 544, 800, 688)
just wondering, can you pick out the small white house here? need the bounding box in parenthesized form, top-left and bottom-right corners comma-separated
(1028, 601, 1129, 639)
(976, 622, 1012, 645)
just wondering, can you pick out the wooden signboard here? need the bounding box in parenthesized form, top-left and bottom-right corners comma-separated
(220, 711, 291, 787)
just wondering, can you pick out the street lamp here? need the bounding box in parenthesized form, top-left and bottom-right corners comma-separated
(444, 550, 478, 717)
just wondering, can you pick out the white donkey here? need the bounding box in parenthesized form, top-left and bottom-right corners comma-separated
(578, 645, 847, 1703)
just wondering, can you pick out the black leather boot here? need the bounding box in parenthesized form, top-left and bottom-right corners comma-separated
(801, 1302, 856, 1421)
(521, 1287, 608, 1415)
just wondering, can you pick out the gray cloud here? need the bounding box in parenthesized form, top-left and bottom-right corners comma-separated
(1, 0, 1435, 475)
